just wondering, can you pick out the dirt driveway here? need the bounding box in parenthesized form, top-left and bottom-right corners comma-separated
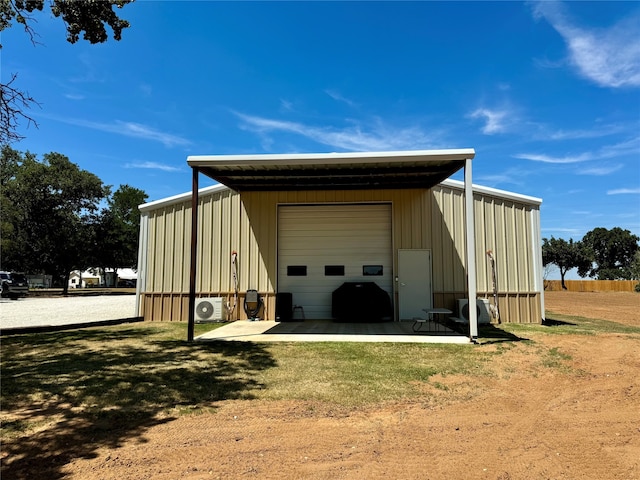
(9, 292, 640, 479)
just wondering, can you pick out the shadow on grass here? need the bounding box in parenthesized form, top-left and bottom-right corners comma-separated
(543, 317, 577, 327)
(476, 323, 528, 344)
(442, 321, 528, 345)
(1, 325, 276, 480)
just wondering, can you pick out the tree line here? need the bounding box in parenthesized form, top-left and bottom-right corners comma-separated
(1, 146, 147, 293)
(542, 228, 640, 290)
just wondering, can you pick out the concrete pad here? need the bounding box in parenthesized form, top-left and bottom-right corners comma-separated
(196, 320, 471, 344)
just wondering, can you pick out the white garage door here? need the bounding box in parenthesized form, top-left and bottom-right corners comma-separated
(278, 204, 393, 319)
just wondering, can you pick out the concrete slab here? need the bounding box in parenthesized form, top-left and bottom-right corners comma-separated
(196, 320, 471, 344)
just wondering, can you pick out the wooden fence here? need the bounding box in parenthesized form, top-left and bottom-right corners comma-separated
(544, 280, 638, 292)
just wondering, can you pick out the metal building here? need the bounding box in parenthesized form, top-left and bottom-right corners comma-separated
(135, 149, 544, 340)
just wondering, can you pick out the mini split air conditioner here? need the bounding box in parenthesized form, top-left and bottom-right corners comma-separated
(457, 298, 491, 324)
(195, 297, 225, 322)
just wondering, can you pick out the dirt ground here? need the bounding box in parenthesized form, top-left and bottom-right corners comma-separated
(10, 292, 640, 479)
(543, 291, 640, 326)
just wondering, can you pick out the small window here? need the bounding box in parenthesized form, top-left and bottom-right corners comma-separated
(287, 265, 307, 276)
(363, 265, 383, 276)
(324, 265, 345, 276)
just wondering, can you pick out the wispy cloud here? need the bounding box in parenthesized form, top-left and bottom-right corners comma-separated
(476, 167, 533, 187)
(532, 1, 640, 88)
(542, 227, 583, 236)
(571, 211, 592, 216)
(280, 99, 294, 112)
(547, 123, 626, 140)
(46, 115, 191, 147)
(578, 164, 624, 176)
(513, 152, 593, 164)
(607, 188, 640, 195)
(516, 135, 640, 164)
(64, 93, 85, 101)
(325, 90, 357, 108)
(468, 108, 509, 134)
(139, 83, 153, 97)
(124, 161, 182, 172)
(233, 111, 446, 151)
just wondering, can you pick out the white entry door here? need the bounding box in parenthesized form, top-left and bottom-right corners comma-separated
(397, 249, 432, 320)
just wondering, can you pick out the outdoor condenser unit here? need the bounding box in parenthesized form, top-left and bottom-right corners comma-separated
(457, 298, 491, 324)
(195, 297, 225, 322)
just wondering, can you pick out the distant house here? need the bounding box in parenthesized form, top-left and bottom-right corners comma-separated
(68, 270, 100, 289)
(68, 268, 138, 289)
(135, 149, 544, 341)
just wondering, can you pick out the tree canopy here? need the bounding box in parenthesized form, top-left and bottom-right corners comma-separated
(90, 184, 148, 277)
(0, 0, 134, 143)
(1, 146, 146, 292)
(543, 228, 640, 285)
(581, 227, 640, 280)
(542, 237, 591, 289)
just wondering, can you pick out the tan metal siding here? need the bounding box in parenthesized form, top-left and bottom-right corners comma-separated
(140, 185, 542, 323)
(431, 186, 466, 293)
(469, 194, 538, 295)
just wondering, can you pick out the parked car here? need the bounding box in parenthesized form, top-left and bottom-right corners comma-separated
(117, 278, 136, 288)
(0, 271, 29, 299)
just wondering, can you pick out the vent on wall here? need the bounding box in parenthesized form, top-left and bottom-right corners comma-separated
(195, 297, 225, 322)
(457, 299, 491, 324)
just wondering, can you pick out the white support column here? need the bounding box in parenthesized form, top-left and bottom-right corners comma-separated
(134, 211, 149, 318)
(464, 158, 478, 341)
(531, 207, 545, 322)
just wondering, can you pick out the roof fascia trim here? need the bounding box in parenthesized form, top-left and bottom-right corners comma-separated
(440, 179, 542, 206)
(139, 183, 229, 212)
(187, 148, 475, 167)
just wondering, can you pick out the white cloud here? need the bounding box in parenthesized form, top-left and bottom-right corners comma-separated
(516, 135, 640, 164)
(532, 1, 640, 88)
(139, 83, 153, 97)
(513, 152, 593, 164)
(325, 90, 357, 108)
(279, 99, 294, 111)
(578, 164, 624, 176)
(542, 227, 583, 235)
(116, 121, 191, 147)
(476, 167, 533, 187)
(124, 161, 182, 172)
(607, 188, 640, 195)
(45, 115, 191, 147)
(468, 108, 509, 134)
(570, 211, 592, 215)
(233, 112, 446, 151)
(547, 124, 626, 140)
(64, 93, 85, 101)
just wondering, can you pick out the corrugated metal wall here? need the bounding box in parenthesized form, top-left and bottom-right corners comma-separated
(139, 184, 541, 323)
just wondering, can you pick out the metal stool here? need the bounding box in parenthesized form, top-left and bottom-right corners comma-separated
(292, 305, 305, 320)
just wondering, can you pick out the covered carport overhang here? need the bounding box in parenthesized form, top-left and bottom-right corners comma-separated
(185, 149, 479, 342)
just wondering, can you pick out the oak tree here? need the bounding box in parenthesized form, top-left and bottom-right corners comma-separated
(542, 237, 591, 290)
(581, 227, 640, 280)
(1, 146, 108, 293)
(0, 0, 134, 143)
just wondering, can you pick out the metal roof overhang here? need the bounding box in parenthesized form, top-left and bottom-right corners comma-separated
(187, 148, 475, 191)
(184, 148, 479, 344)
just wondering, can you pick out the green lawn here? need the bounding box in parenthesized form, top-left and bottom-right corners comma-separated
(3, 315, 637, 442)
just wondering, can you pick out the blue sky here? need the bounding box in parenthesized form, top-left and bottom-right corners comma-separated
(3, 1, 640, 261)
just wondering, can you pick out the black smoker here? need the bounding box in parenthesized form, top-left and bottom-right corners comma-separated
(331, 282, 392, 323)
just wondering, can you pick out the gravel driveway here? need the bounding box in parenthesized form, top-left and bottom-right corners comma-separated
(0, 295, 137, 331)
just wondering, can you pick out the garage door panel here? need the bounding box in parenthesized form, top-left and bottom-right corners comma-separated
(278, 204, 392, 320)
